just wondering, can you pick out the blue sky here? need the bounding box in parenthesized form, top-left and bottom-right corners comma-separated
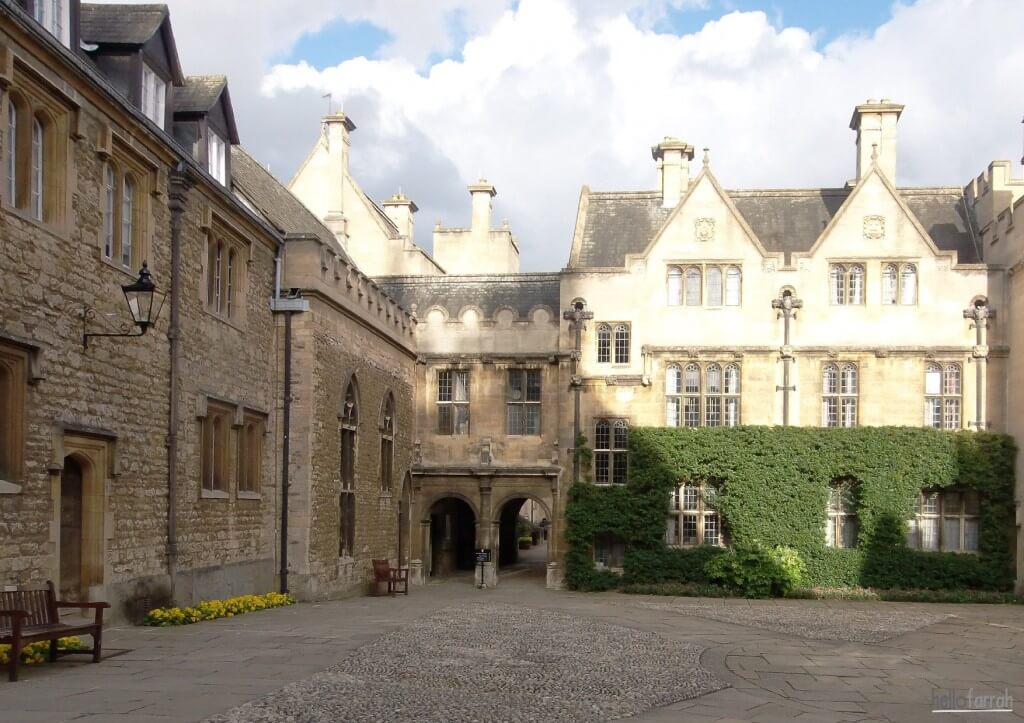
(283, 0, 899, 71)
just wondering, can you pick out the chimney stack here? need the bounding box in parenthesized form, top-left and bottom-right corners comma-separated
(382, 192, 418, 240)
(468, 179, 496, 238)
(321, 113, 356, 238)
(652, 137, 695, 208)
(850, 99, 903, 183)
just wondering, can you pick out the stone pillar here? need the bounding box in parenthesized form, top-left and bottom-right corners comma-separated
(408, 559, 424, 586)
(478, 477, 496, 588)
(546, 561, 563, 590)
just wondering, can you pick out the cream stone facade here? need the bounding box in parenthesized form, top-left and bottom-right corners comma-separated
(295, 100, 1021, 593)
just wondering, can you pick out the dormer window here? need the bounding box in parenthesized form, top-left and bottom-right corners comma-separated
(141, 65, 166, 129)
(34, 0, 70, 47)
(207, 131, 227, 184)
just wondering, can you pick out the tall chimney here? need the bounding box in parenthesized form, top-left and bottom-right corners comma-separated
(468, 179, 496, 238)
(652, 137, 694, 208)
(323, 113, 355, 222)
(382, 191, 418, 240)
(850, 99, 903, 183)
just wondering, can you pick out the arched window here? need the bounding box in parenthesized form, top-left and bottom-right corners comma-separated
(683, 363, 700, 427)
(613, 324, 630, 364)
(925, 363, 961, 429)
(829, 264, 846, 305)
(594, 418, 628, 484)
(379, 393, 395, 491)
(6, 99, 16, 205)
(704, 364, 721, 426)
(723, 364, 740, 426)
(596, 324, 611, 364)
(706, 266, 723, 306)
(685, 266, 701, 306)
(339, 379, 358, 556)
(30, 116, 43, 220)
(882, 264, 898, 305)
(120, 176, 133, 268)
(236, 413, 264, 496)
(211, 242, 224, 311)
(665, 364, 681, 426)
(102, 164, 115, 259)
(725, 266, 741, 306)
(907, 488, 979, 552)
(826, 479, 858, 548)
(226, 250, 235, 318)
(900, 264, 917, 305)
(667, 266, 682, 306)
(847, 265, 864, 304)
(822, 363, 857, 427)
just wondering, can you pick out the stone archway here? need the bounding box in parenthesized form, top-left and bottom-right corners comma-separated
(494, 494, 552, 574)
(59, 456, 85, 601)
(427, 497, 477, 577)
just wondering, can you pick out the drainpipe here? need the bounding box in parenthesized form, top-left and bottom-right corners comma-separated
(271, 240, 310, 594)
(166, 164, 192, 594)
(771, 290, 802, 426)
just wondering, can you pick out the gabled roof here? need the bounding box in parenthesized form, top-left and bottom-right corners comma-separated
(80, 3, 184, 83)
(378, 274, 561, 321)
(174, 75, 240, 144)
(569, 183, 981, 268)
(80, 3, 166, 44)
(230, 146, 353, 265)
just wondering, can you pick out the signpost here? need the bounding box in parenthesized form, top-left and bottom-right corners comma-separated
(475, 548, 491, 589)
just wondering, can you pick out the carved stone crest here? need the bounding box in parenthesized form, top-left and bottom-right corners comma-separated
(695, 217, 715, 242)
(863, 215, 885, 240)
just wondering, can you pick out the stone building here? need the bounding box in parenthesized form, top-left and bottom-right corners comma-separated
(293, 101, 1021, 593)
(0, 0, 415, 621)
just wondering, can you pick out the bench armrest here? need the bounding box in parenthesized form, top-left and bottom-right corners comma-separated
(0, 609, 29, 619)
(56, 601, 111, 610)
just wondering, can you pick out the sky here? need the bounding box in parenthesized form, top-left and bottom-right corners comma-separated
(117, 0, 1023, 271)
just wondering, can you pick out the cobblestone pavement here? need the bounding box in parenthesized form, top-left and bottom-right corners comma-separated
(2, 571, 1023, 723)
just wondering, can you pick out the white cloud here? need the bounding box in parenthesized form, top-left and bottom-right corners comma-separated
(147, 0, 1024, 271)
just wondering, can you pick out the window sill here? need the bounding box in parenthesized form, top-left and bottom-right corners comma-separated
(0, 479, 23, 494)
(99, 254, 140, 280)
(200, 488, 229, 500)
(202, 307, 247, 332)
(4, 206, 66, 236)
(237, 491, 261, 501)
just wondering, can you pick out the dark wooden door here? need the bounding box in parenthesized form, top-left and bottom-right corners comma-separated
(60, 457, 84, 601)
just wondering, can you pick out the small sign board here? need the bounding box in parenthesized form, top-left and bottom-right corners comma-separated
(475, 548, 491, 564)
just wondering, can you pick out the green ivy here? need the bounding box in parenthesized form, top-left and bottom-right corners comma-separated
(565, 427, 1016, 592)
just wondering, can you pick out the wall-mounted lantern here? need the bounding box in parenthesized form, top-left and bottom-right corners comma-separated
(83, 262, 166, 348)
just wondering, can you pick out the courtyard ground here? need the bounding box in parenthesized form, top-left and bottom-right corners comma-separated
(2, 561, 1022, 723)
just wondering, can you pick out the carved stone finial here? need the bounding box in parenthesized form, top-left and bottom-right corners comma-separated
(871, 143, 879, 161)
(703, 147, 710, 167)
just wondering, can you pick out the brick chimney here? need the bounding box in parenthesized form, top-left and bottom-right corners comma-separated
(652, 137, 694, 208)
(850, 99, 903, 183)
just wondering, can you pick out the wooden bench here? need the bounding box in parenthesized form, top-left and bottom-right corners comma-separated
(371, 559, 408, 597)
(0, 581, 109, 682)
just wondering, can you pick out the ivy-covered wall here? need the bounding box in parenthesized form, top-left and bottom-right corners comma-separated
(565, 427, 1016, 592)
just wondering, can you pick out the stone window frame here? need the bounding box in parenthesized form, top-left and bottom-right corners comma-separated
(613, 323, 630, 364)
(666, 263, 742, 308)
(379, 391, 395, 493)
(826, 478, 859, 548)
(33, 0, 71, 47)
(436, 368, 470, 436)
(596, 324, 611, 363)
(881, 262, 918, 306)
(199, 398, 233, 498)
(924, 362, 961, 430)
(203, 215, 250, 326)
(592, 532, 625, 570)
(0, 340, 35, 492)
(669, 480, 723, 547)
(829, 263, 865, 305)
(907, 487, 979, 553)
(98, 155, 150, 275)
(665, 361, 740, 428)
(235, 410, 265, 499)
(338, 376, 359, 557)
(2, 67, 72, 230)
(506, 368, 541, 436)
(822, 362, 858, 428)
(594, 418, 628, 485)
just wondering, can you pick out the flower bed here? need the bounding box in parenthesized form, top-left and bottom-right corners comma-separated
(144, 591, 295, 626)
(0, 636, 84, 665)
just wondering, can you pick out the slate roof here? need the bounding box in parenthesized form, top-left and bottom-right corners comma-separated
(80, 3, 167, 45)
(174, 75, 226, 114)
(378, 274, 561, 320)
(572, 185, 981, 268)
(230, 146, 353, 265)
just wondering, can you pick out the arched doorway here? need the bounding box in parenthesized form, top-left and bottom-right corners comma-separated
(496, 495, 550, 574)
(59, 456, 85, 601)
(428, 497, 476, 576)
